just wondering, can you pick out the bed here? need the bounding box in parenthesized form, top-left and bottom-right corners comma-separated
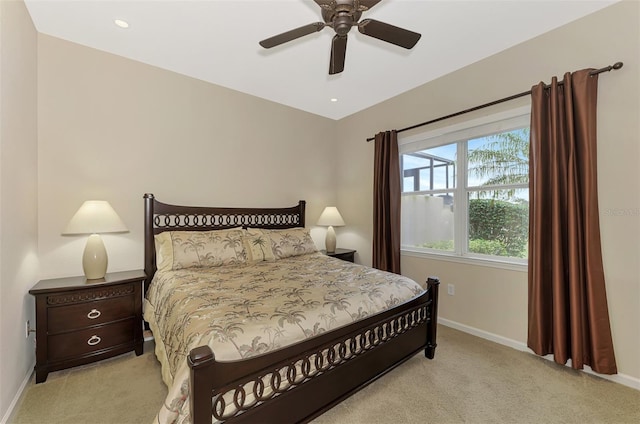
(143, 193, 440, 424)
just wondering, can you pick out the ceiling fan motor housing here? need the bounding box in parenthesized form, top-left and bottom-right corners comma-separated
(322, 4, 363, 36)
(334, 13, 358, 35)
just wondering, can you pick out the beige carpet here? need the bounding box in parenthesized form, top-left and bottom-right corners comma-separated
(9, 326, 640, 424)
(9, 340, 166, 424)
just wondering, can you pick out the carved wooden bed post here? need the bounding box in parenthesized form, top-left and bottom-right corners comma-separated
(425, 277, 440, 359)
(143, 193, 156, 294)
(188, 346, 216, 424)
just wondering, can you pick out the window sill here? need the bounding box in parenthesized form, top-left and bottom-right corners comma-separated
(401, 248, 528, 273)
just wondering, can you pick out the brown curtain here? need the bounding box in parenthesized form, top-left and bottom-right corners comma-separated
(528, 69, 617, 374)
(373, 130, 401, 274)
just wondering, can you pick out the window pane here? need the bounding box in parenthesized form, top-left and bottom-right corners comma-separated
(402, 144, 456, 192)
(467, 128, 529, 188)
(467, 189, 529, 258)
(402, 193, 454, 251)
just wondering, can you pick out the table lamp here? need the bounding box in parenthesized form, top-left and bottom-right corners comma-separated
(63, 200, 128, 280)
(317, 206, 345, 253)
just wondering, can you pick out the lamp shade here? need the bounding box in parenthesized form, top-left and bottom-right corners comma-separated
(63, 200, 128, 280)
(316, 207, 345, 227)
(317, 206, 345, 254)
(63, 200, 128, 235)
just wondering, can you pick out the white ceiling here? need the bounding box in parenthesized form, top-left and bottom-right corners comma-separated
(24, 0, 618, 120)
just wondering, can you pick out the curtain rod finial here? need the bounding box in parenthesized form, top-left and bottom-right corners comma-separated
(612, 62, 623, 70)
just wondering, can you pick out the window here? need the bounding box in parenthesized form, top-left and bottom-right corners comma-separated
(399, 107, 530, 265)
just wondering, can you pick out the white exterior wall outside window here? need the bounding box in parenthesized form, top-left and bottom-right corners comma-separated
(399, 106, 530, 270)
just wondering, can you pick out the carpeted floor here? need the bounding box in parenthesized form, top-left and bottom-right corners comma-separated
(9, 340, 166, 424)
(9, 326, 640, 424)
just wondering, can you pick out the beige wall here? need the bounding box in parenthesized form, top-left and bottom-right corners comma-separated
(336, 0, 639, 381)
(0, 0, 38, 419)
(37, 35, 338, 279)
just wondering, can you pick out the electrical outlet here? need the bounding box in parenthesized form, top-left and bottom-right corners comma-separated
(26, 320, 30, 338)
(447, 284, 455, 296)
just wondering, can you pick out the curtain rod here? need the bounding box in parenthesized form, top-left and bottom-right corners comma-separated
(366, 62, 623, 142)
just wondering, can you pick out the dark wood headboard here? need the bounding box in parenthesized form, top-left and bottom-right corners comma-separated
(143, 193, 306, 293)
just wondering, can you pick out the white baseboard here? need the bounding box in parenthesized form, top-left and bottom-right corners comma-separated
(0, 362, 35, 424)
(438, 317, 640, 391)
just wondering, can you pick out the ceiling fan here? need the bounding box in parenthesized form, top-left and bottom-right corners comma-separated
(259, 0, 421, 75)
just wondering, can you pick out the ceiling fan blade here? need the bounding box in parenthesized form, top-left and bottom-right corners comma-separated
(357, 0, 383, 11)
(358, 19, 421, 49)
(329, 35, 348, 75)
(259, 22, 325, 48)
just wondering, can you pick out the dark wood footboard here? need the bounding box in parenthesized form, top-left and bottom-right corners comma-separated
(188, 277, 440, 424)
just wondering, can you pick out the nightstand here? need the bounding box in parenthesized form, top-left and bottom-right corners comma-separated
(321, 248, 356, 263)
(29, 269, 145, 383)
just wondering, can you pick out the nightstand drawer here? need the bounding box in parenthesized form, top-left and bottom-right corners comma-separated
(48, 319, 135, 361)
(48, 295, 135, 333)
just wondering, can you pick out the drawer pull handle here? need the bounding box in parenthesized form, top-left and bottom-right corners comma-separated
(87, 335, 102, 346)
(87, 309, 101, 319)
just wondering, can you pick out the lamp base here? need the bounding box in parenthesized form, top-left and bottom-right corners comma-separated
(83, 234, 108, 280)
(325, 225, 337, 253)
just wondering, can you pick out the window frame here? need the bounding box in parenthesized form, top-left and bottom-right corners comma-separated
(398, 106, 531, 271)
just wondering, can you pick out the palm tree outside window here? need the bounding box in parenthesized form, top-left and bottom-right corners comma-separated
(399, 109, 530, 263)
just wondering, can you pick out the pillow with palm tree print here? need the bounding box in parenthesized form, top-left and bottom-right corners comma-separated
(247, 228, 317, 259)
(155, 228, 245, 271)
(242, 233, 276, 263)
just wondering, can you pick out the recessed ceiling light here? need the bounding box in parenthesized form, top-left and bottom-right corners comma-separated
(114, 19, 129, 29)
(330, 98, 338, 102)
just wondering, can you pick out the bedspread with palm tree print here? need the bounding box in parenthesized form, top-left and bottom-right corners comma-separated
(144, 251, 424, 424)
